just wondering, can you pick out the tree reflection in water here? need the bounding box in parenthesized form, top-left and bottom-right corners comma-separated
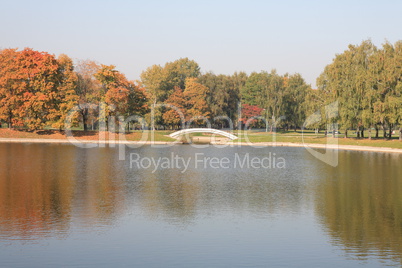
(0, 143, 401, 266)
(315, 151, 402, 264)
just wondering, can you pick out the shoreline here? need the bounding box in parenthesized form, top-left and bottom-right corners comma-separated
(1, 138, 402, 154)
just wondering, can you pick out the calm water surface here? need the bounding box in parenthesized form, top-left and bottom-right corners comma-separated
(0, 143, 401, 267)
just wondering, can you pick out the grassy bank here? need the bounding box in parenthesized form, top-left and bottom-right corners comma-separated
(0, 128, 401, 149)
(0, 129, 176, 142)
(236, 130, 402, 149)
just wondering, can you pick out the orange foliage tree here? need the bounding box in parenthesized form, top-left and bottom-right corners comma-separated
(52, 54, 79, 130)
(0, 48, 21, 128)
(163, 86, 186, 129)
(98, 65, 148, 130)
(17, 48, 61, 130)
(183, 78, 210, 126)
(0, 48, 68, 130)
(240, 103, 263, 128)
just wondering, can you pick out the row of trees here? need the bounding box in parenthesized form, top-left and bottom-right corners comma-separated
(315, 40, 402, 139)
(140, 58, 311, 131)
(143, 41, 400, 139)
(0, 48, 147, 131)
(0, 41, 401, 139)
(240, 71, 309, 131)
(140, 58, 248, 129)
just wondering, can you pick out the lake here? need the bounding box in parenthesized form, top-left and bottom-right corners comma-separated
(0, 143, 401, 267)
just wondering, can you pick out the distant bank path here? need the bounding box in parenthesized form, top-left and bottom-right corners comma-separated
(0, 138, 401, 154)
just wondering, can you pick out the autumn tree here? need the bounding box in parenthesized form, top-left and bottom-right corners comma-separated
(18, 49, 62, 130)
(96, 64, 148, 131)
(240, 104, 263, 129)
(163, 86, 186, 129)
(51, 54, 79, 130)
(183, 78, 210, 126)
(0, 48, 63, 130)
(105, 84, 148, 118)
(0, 48, 21, 128)
(75, 60, 102, 131)
(141, 58, 200, 129)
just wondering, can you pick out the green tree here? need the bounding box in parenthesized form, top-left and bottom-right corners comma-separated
(303, 89, 326, 135)
(317, 40, 376, 138)
(242, 70, 286, 132)
(371, 42, 402, 139)
(141, 58, 200, 129)
(163, 57, 201, 90)
(198, 71, 246, 128)
(283, 73, 309, 131)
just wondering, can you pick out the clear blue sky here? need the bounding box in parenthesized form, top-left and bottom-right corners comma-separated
(1, 0, 401, 87)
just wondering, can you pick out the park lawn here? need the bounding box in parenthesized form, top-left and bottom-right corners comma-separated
(123, 131, 176, 142)
(236, 131, 402, 149)
(0, 129, 401, 149)
(0, 129, 176, 142)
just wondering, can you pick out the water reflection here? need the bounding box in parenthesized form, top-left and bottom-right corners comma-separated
(0, 143, 125, 239)
(315, 151, 402, 264)
(0, 144, 313, 235)
(0, 143, 401, 266)
(123, 146, 314, 224)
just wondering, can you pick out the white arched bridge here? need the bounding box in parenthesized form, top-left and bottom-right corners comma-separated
(169, 128, 238, 140)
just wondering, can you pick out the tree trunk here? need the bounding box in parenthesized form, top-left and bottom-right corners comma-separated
(345, 129, 348, 138)
(399, 127, 402, 141)
(82, 114, 88, 131)
(360, 129, 364, 138)
(356, 127, 360, 138)
(382, 123, 387, 139)
(151, 99, 156, 131)
(389, 127, 393, 140)
(7, 115, 12, 129)
(82, 109, 88, 132)
(375, 126, 379, 138)
(368, 128, 372, 140)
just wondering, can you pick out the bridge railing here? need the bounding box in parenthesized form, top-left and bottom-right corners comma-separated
(169, 128, 238, 140)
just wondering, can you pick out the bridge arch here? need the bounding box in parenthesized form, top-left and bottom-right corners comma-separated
(169, 128, 238, 140)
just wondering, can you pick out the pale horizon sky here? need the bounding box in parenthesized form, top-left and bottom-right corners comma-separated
(1, 0, 401, 88)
